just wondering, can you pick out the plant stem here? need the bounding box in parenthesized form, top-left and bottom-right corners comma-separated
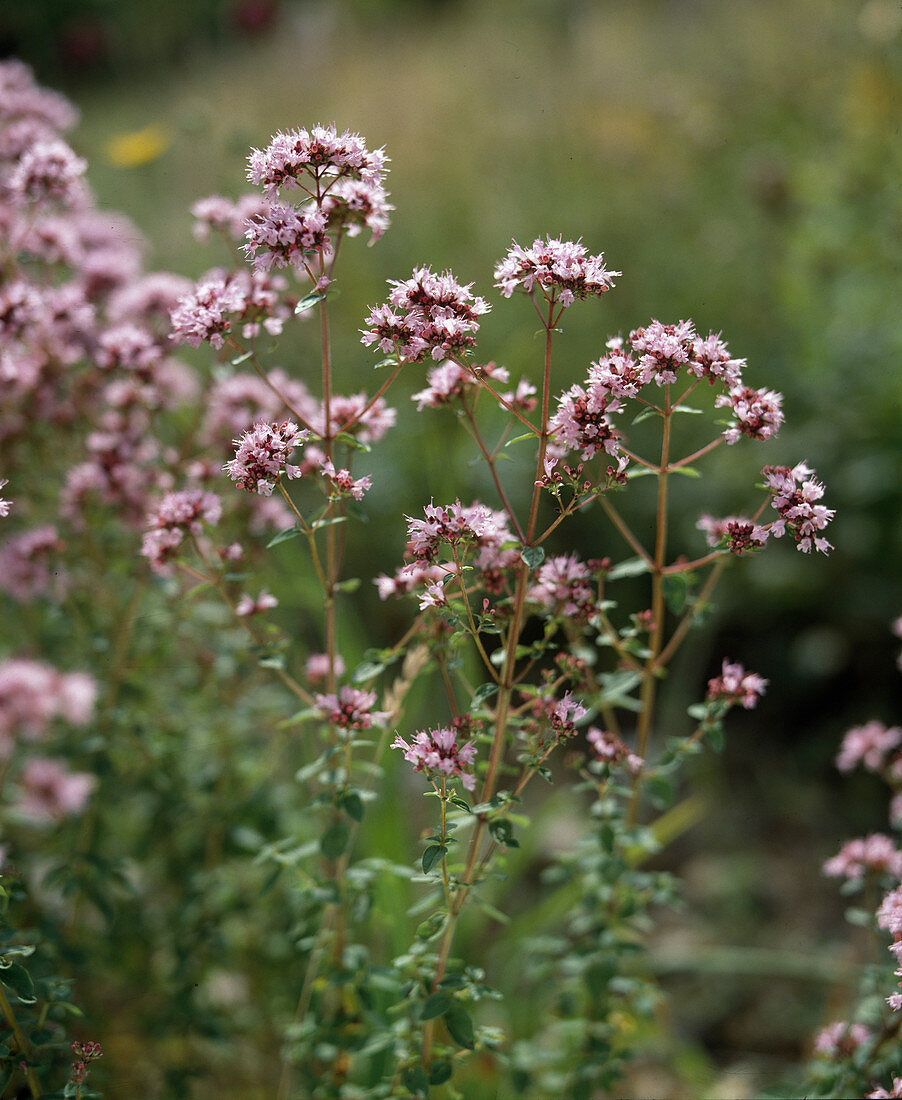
(0, 984, 41, 1097)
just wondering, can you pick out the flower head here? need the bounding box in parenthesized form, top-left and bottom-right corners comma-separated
(836, 721, 902, 774)
(225, 421, 308, 495)
(762, 461, 834, 554)
(392, 725, 477, 790)
(823, 834, 902, 880)
(315, 686, 388, 729)
(247, 125, 387, 199)
(706, 659, 768, 709)
(494, 236, 618, 307)
(586, 728, 643, 774)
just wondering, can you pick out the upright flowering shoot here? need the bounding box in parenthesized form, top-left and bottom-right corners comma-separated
(225, 420, 308, 496)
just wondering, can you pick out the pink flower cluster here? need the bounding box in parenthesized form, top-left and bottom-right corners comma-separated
(141, 488, 222, 574)
(235, 590, 278, 617)
(0, 525, 65, 601)
(243, 202, 329, 272)
(361, 266, 490, 363)
(305, 653, 345, 684)
(406, 500, 497, 564)
(549, 692, 588, 738)
(715, 384, 784, 445)
(836, 721, 902, 774)
(170, 269, 289, 349)
(0, 658, 96, 754)
(696, 514, 768, 555)
(823, 834, 902, 880)
(549, 381, 623, 463)
(225, 421, 308, 495)
(587, 728, 644, 774)
(392, 725, 477, 791)
(869, 1080, 902, 1099)
(191, 193, 270, 243)
(319, 458, 371, 501)
(813, 1021, 872, 1057)
(494, 236, 619, 307)
(411, 360, 512, 410)
(314, 686, 389, 730)
(247, 125, 386, 197)
(706, 659, 768, 709)
(761, 462, 834, 554)
(18, 758, 96, 822)
(528, 554, 598, 620)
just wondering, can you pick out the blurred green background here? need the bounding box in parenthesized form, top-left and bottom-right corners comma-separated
(4, 0, 901, 1094)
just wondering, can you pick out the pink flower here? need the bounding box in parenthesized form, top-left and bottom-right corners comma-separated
(318, 458, 371, 501)
(550, 380, 623, 462)
(392, 725, 477, 791)
(170, 274, 244, 349)
(7, 138, 87, 208)
(0, 525, 65, 601)
(762, 461, 834, 554)
(235, 590, 278, 616)
(716, 385, 784, 445)
(18, 758, 96, 821)
(315, 687, 389, 729)
(549, 692, 587, 738)
(813, 1021, 872, 1057)
(305, 653, 345, 684)
(243, 201, 329, 270)
(587, 728, 643, 774)
(320, 177, 392, 243)
(836, 721, 902, 773)
(191, 193, 270, 243)
(630, 319, 696, 386)
(141, 488, 222, 574)
(494, 237, 618, 306)
(405, 500, 496, 564)
(0, 660, 96, 753)
(688, 332, 746, 389)
(823, 834, 902, 880)
(528, 554, 597, 619)
(362, 266, 490, 363)
(706, 659, 768, 709)
(225, 421, 308, 495)
(696, 514, 768, 555)
(411, 360, 509, 410)
(247, 125, 387, 199)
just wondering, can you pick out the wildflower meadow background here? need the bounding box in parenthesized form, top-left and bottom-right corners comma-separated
(0, 1, 901, 1097)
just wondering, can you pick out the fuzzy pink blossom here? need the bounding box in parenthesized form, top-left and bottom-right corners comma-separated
(813, 1021, 872, 1057)
(405, 500, 496, 564)
(549, 380, 623, 462)
(318, 392, 396, 443)
(706, 660, 768, 709)
(0, 525, 65, 601)
(549, 692, 588, 738)
(225, 421, 308, 495)
(235, 590, 278, 616)
(823, 834, 902, 880)
(494, 236, 618, 306)
(418, 580, 449, 611)
(247, 125, 387, 199)
(762, 461, 834, 554)
(7, 138, 87, 207)
(17, 758, 96, 821)
(170, 275, 244, 349)
(361, 266, 490, 363)
(688, 332, 746, 389)
(191, 193, 270, 242)
(392, 725, 477, 790)
(836, 721, 902, 773)
(716, 385, 784, 445)
(629, 319, 696, 386)
(586, 728, 643, 774)
(320, 177, 392, 243)
(305, 653, 345, 684)
(141, 488, 222, 574)
(374, 563, 447, 601)
(411, 360, 510, 410)
(696, 514, 769, 555)
(243, 201, 329, 270)
(318, 458, 371, 500)
(528, 554, 597, 619)
(0, 660, 95, 756)
(315, 686, 389, 729)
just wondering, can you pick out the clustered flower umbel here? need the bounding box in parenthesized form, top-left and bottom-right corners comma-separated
(361, 266, 491, 363)
(762, 462, 835, 554)
(706, 659, 768, 709)
(493, 236, 619, 308)
(141, 488, 222, 574)
(315, 686, 389, 730)
(823, 834, 902, 881)
(225, 420, 308, 495)
(392, 726, 477, 791)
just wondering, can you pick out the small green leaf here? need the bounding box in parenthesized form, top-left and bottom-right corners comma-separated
(505, 431, 538, 447)
(373, 355, 398, 369)
(1, 963, 35, 1004)
(662, 573, 689, 615)
(520, 545, 545, 571)
(429, 1060, 453, 1085)
(443, 1002, 475, 1049)
(341, 791, 364, 821)
(402, 1065, 430, 1097)
(421, 990, 454, 1019)
(670, 465, 701, 478)
(687, 703, 708, 721)
(258, 653, 286, 670)
(334, 577, 361, 593)
(471, 682, 499, 709)
(672, 405, 702, 415)
(422, 845, 447, 874)
(607, 557, 650, 581)
(705, 724, 725, 753)
(320, 822, 350, 860)
(266, 525, 301, 549)
(231, 351, 253, 366)
(294, 290, 327, 314)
